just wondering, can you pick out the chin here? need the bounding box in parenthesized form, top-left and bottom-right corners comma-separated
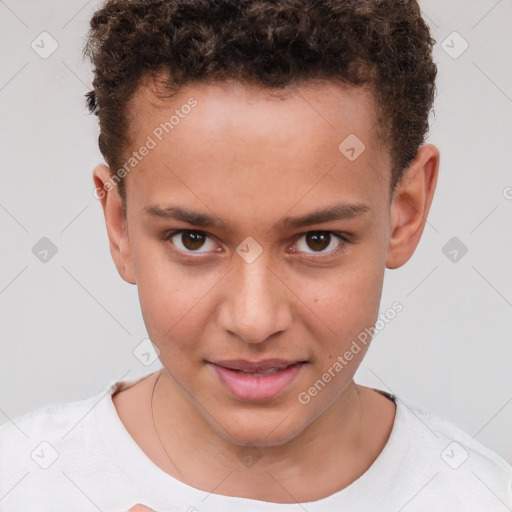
(209, 406, 305, 448)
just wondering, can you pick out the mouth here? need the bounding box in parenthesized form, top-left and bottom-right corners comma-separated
(207, 359, 307, 401)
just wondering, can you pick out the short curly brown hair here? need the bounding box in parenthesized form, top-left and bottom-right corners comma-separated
(83, 0, 437, 207)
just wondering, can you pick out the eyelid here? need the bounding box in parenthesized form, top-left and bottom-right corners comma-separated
(162, 229, 352, 258)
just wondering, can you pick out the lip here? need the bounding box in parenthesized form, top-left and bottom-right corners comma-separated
(208, 360, 306, 402)
(210, 358, 305, 372)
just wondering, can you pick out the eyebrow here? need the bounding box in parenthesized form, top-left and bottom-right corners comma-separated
(143, 202, 370, 232)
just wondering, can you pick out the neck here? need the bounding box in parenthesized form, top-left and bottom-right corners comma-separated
(150, 369, 391, 503)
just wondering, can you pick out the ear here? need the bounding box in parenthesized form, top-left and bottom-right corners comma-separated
(386, 144, 440, 269)
(92, 164, 136, 284)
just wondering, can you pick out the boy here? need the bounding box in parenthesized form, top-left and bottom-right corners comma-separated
(1, 0, 511, 511)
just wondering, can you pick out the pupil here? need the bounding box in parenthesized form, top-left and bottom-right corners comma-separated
(183, 232, 205, 250)
(307, 232, 330, 251)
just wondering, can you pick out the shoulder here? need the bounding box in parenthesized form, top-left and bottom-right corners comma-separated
(396, 397, 512, 507)
(0, 384, 115, 507)
(0, 371, 154, 452)
(403, 399, 512, 470)
(0, 392, 99, 437)
(0, 373, 159, 511)
(0, 387, 106, 466)
(0, 372, 156, 479)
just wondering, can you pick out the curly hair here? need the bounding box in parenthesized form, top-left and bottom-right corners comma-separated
(83, 0, 437, 206)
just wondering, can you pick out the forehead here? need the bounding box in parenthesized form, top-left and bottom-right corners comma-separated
(123, 78, 391, 226)
(128, 77, 382, 145)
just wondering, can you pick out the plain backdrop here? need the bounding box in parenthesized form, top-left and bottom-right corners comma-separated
(0, 0, 511, 464)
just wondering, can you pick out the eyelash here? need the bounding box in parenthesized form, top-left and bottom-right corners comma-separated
(161, 229, 353, 260)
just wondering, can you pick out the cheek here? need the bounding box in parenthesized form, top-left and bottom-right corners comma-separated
(137, 272, 214, 341)
(288, 246, 386, 373)
(132, 240, 224, 349)
(292, 256, 384, 333)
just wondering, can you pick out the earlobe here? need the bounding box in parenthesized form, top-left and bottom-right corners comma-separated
(386, 144, 439, 269)
(92, 164, 137, 285)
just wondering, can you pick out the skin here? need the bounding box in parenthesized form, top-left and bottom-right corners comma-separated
(93, 78, 439, 505)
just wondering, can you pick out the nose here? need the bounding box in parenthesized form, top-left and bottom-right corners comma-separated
(216, 255, 293, 344)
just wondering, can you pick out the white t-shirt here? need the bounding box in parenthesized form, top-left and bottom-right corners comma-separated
(1, 371, 511, 512)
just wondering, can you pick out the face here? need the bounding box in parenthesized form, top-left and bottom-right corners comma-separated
(94, 78, 438, 448)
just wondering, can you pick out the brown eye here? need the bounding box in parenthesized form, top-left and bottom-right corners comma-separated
(167, 230, 217, 254)
(305, 232, 331, 252)
(294, 231, 347, 256)
(180, 231, 206, 251)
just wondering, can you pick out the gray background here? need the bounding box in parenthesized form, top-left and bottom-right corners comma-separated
(0, 0, 511, 464)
